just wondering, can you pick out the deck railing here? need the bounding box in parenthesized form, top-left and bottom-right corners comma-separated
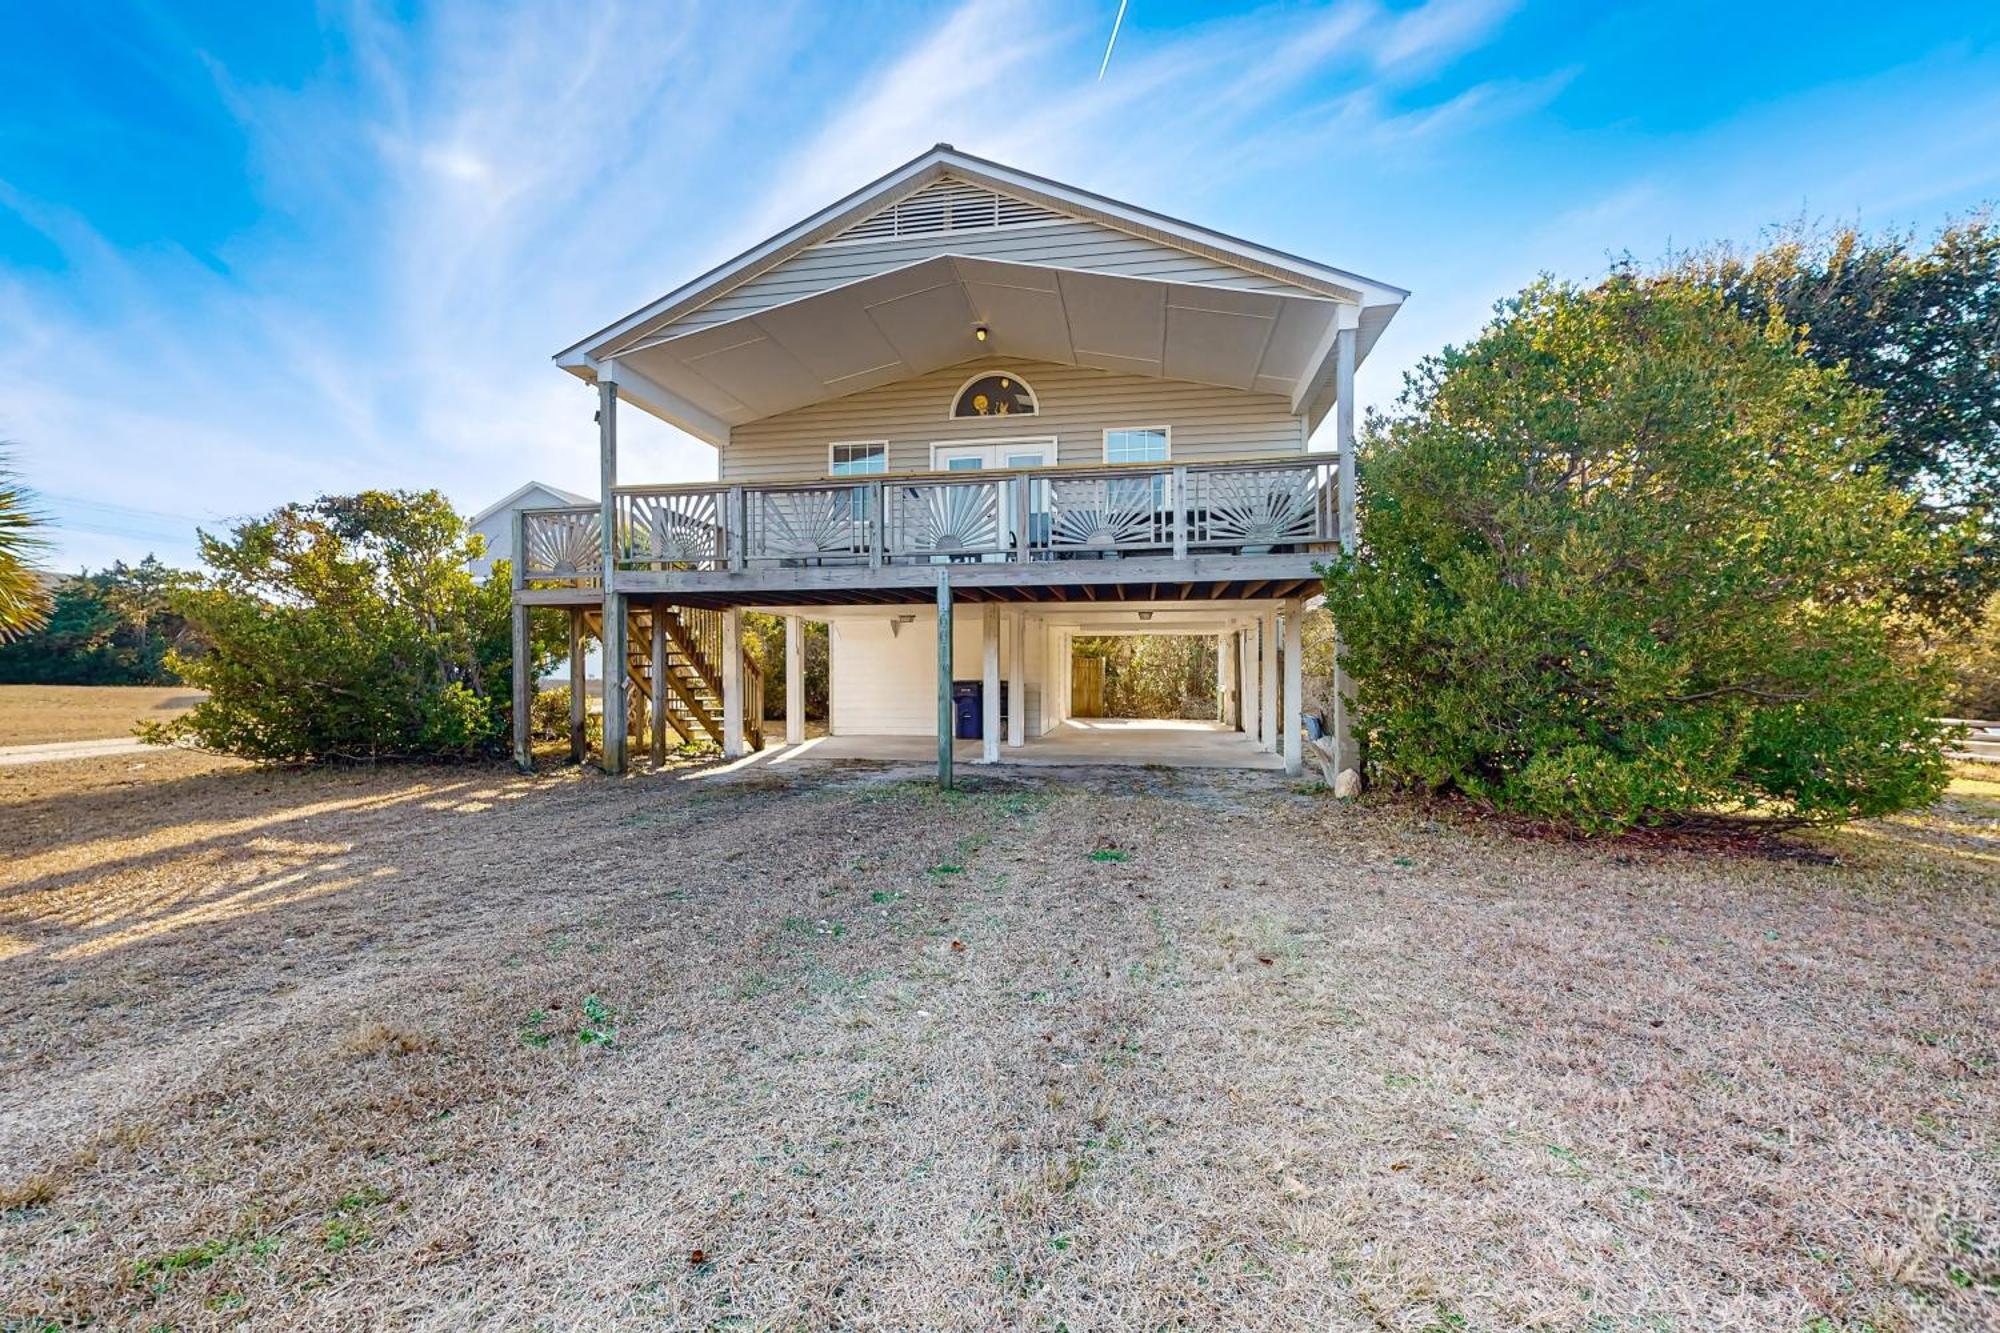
(518, 505, 603, 587)
(523, 455, 1338, 585)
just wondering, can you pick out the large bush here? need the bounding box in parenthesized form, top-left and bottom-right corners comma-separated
(151, 490, 541, 762)
(1322, 278, 1957, 831)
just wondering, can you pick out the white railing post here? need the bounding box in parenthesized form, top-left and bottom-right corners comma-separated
(868, 480, 885, 568)
(1012, 475, 1030, 563)
(726, 486, 746, 571)
(1170, 465, 1189, 560)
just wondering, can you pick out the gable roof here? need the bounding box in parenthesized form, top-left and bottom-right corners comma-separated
(555, 144, 1406, 372)
(468, 481, 592, 529)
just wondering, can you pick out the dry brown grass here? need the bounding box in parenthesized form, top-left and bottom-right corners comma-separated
(0, 684, 204, 746)
(0, 751, 1994, 1330)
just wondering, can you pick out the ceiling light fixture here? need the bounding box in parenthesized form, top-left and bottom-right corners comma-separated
(973, 324, 989, 342)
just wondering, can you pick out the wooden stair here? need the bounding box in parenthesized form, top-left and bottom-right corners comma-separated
(582, 605, 765, 756)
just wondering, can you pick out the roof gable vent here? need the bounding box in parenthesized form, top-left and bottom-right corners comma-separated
(829, 176, 1062, 244)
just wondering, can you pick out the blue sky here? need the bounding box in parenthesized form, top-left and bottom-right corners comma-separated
(4, 0, 1999, 571)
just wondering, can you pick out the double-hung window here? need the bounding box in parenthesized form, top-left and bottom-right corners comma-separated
(1103, 427, 1171, 533)
(828, 441, 887, 537)
(829, 441, 888, 476)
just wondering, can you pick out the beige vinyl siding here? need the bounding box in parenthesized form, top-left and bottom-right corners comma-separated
(674, 219, 1317, 335)
(724, 358, 1304, 482)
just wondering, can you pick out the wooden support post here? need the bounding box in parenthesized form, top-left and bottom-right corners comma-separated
(650, 605, 667, 765)
(1232, 624, 1248, 736)
(568, 608, 587, 762)
(510, 513, 531, 772)
(601, 594, 627, 773)
(721, 607, 744, 759)
(1283, 598, 1304, 777)
(982, 603, 1001, 764)
(1336, 325, 1357, 553)
(1216, 628, 1232, 720)
(1260, 606, 1279, 753)
(784, 614, 805, 746)
(597, 369, 625, 775)
(1006, 609, 1025, 748)
(936, 570, 953, 788)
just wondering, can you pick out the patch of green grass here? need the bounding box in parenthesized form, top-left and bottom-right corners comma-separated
(519, 1009, 553, 1047)
(577, 994, 617, 1047)
(1087, 848, 1129, 863)
(927, 862, 965, 875)
(321, 1216, 369, 1253)
(1546, 1143, 1585, 1175)
(134, 1237, 234, 1281)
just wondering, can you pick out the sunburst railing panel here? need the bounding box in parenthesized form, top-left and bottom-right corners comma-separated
(884, 479, 1007, 560)
(520, 507, 602, 586)
(1031, 471, 1172, 556)
(746, 484, 869, 563)
(619, 487, 727, 570)
(1185, 460, 1334, 551)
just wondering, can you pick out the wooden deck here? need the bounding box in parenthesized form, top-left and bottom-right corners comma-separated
(513, 454, 1337, 608)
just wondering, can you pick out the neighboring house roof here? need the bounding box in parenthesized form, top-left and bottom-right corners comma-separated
(468, 481, 591, 530)
(557, 144, 1406, 441)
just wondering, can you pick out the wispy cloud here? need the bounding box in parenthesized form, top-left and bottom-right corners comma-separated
(10, 0, 1991, 571)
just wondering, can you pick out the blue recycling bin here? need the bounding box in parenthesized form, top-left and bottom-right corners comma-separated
(950, 681, 1009, 739)
(951, 681, 982, 739)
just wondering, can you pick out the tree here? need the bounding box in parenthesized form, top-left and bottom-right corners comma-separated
(151, 490, 543, 762)
(0, 447, 49, 641)
(0, 557, 194, 684)
(1654, 213, 1999, 614)
(1072, 635, 1216, 718)
(1322, 277, 1956, 832)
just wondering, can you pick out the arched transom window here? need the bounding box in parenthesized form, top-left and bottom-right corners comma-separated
(952, 372, 1037, 418)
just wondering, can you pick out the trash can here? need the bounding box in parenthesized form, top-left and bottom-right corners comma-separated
(951, 681, 1010, 739)
(952, 681, 982, 739)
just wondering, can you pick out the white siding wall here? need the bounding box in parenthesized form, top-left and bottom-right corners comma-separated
(676, 218, 1318, 336)
(829, 610, 1041, 736)
(725, 358, 1303, 482)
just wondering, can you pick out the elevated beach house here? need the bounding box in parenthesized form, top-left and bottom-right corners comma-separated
(509, 145, 1403, 780)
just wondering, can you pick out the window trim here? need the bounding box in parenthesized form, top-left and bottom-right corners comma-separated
(1101, 425, 1172, 464)
(827, 439, 889, 476)
(947, 370, 1039, 421)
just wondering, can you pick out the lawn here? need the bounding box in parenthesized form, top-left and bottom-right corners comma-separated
(0, 684, 203, 746)
(0, 752, 1994, 1329)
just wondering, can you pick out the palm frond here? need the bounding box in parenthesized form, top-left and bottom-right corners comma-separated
(0, 447, 51, 641)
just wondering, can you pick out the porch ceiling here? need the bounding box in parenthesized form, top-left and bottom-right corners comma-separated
(611, 255, 1346, 430)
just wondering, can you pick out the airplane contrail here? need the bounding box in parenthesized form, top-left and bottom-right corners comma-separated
(1097, 0, 1129, 80)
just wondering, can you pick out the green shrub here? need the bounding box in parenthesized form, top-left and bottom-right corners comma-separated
(148, 490, 553, 762)
(1322, 277, 1957, 831)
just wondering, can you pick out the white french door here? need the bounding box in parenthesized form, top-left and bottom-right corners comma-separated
(930, 438, 1055, 471)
